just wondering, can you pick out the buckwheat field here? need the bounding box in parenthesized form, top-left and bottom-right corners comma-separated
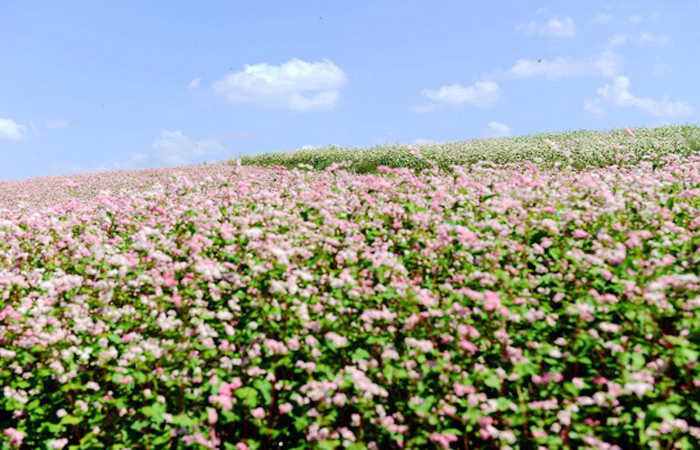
(1, 125, 700, 449)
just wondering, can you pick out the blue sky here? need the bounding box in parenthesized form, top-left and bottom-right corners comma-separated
(1, 0, 699, 181)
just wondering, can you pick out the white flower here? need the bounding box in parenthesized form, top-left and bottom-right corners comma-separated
(216, 310, 233, 321)
(50, 438, 68, 449)
(625, 381, 653, 397)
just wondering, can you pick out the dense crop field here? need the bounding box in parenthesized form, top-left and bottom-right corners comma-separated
(239, 124, 700, 175)
(1, 126, 700, 449)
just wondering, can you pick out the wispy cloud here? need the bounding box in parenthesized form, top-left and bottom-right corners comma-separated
(515, 16, 576, 38)
(45, 131, 231, 176)
(188, 78, 202, 89)
(0, 118, 26, 141)
(46, 119, 70, 130)
(150, 131, 230, 165)
(629, 14, 644, 25)
(211, 58, 347, 112)
(505, 51, 622, 80)
(584, 76, 695, 118)
(605, 32, 672, 49)
(591, 13, 613, 24)
(483, 122, 512, 138)
(415, 81, 502, 111)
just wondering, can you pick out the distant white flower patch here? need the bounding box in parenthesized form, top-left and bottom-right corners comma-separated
(298, 144, 321, 151)
(585, 76, 695, 118)
(211, 58, 347, 112)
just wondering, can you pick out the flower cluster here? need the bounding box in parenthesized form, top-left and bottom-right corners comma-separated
(1, 146, 700, 448)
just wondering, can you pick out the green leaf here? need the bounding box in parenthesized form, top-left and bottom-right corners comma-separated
(680, 348, 700, 363)
(484, 373, 500, 389)
(351, 348, 371, 362)
(171, 413, 196, 428)
(645, 404, 684, 427)
(253, 379, 272, 406)
(318, 440, 340, 450)
(235, 387, 260, 407)
(60, 414, 82, 425)
(130, 420, 149, 432)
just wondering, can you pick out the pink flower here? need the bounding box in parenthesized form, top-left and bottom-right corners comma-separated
(3, 428, 24, 447)
(236, 444, 249, 450)
(599, 268, 613, 281)
(287, 338, 300, 350)
(118, 376, 134, 384)
(430, 433, 459, 449)
(50, 438, 69, 449)
(220, 378, 243, 395)
(482, 290, 509, 316)
(279, 403, 293, 414)
(459, 339, 479, 353)
(207, 408, 218, 424)
(441, 405, 457, 416)
(251, 407, 266, 419)
(624, 126, 636, 138)
(453, 382, 475, 397)
(532, 429, 547, 439)
(483, 290, 501, 311)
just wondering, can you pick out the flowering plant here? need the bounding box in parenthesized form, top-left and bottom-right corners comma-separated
(1, 134, 700, 449)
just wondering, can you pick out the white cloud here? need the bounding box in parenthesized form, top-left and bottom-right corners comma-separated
(505, 51, 622, 80)
(515, 16, 576, 38)
(188, 77, 202, 89)
(629, 14, 644, 24)
(211, 58, 347, 112)
(584, 76, 695, 118)
(45, 132, 231, 176)
(637, 32, 672, 45)
(420, 81, 502, 108)
(605, 35, 628, 49)
(150, 131, 229, 165)
(605, 32, 672, 49)
(484, 122, 512, 138)
(0, 118, 26, 141)
(46, 119, 70, 129)
(591, 13, 613, 24)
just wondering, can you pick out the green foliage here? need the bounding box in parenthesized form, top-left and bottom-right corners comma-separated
(234, 124, 700, 175)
